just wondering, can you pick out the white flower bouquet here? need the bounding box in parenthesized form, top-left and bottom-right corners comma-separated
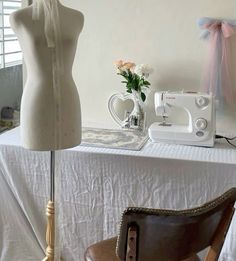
(114, 60, 153, 102)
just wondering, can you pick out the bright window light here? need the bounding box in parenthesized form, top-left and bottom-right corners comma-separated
(0, 0, 22, 69)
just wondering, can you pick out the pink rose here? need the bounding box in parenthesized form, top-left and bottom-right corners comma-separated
(122, 62, 136, 70)
(114, 60, 124, 68)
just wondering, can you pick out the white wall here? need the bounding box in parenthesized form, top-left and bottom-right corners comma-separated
(63, 0, 236, 133)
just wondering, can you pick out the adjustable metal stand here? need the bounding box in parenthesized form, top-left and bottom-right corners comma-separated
(43, 151, 55, 261)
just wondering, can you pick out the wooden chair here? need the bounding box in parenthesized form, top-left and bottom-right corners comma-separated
(85, 188, 236, 261)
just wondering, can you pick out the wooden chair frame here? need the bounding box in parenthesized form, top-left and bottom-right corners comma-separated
(205, 206, 235, 261)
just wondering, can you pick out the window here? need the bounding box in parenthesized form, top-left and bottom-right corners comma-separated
(0, 0, 22, 68)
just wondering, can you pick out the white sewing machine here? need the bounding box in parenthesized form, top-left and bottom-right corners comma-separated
(148, 91, 216, 147)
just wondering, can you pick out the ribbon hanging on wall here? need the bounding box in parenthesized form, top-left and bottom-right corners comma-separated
(198, 17, 236, 105)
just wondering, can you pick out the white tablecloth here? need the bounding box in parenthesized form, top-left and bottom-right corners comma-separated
(0, 127, 236, 261)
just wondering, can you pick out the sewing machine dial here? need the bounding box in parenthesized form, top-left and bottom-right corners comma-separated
(195, 118, 208, 130)
(196, 96, 209, 108)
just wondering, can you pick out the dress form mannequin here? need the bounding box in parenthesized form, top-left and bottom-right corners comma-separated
(10, 0, 84, 151)
(10, 1, 84, 260)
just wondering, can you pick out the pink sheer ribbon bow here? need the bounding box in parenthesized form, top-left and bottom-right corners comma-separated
(198, 17, 236, 104)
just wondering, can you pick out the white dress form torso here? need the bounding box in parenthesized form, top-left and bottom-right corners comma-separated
(10, 1, 84, 150)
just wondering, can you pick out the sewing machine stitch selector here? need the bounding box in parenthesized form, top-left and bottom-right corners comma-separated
(196, 96, 209, 107)
(195, 118, 208, 130)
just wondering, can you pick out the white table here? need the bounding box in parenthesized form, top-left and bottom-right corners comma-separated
(0, 127, 235, 261)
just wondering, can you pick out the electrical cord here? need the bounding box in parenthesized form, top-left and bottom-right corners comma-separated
(215, 134, 236, 148)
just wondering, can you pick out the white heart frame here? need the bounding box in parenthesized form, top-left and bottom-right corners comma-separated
(108, 92, 134, 127)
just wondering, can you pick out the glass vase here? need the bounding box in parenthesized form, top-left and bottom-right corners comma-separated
(126, 90, 146, 131)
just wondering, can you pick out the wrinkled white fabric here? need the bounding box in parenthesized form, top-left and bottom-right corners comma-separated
(0, 128, 236, 260)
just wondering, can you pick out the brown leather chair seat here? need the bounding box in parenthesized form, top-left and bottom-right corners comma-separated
(85, 237, 200, 261)
(85, 237, 119, 261)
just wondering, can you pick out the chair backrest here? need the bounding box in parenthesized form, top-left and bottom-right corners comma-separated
(116, 188, 236, 261)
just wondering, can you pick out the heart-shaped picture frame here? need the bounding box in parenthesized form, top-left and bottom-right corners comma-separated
(108, 93, 134, 127)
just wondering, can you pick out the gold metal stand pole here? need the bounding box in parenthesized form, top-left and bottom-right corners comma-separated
(42, 151, 55, 261)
